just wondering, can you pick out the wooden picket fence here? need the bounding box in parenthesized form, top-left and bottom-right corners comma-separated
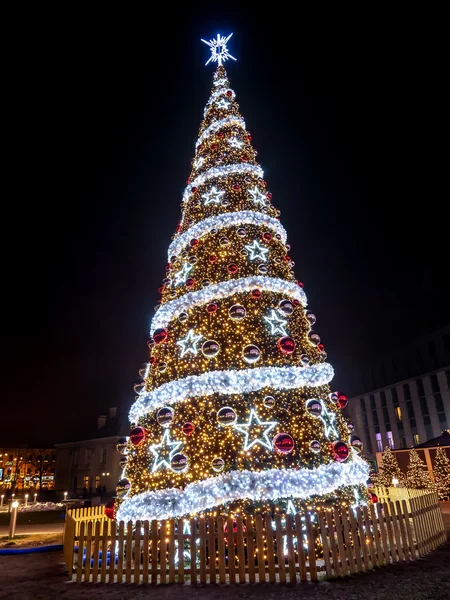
(66, 506, 111, 537)
(63, 491, 446, 584)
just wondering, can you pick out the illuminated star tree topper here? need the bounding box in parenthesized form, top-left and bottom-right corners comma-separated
(201, 33, 237, 66)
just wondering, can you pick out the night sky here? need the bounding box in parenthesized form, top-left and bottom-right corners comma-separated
(3, 7, 447, 446)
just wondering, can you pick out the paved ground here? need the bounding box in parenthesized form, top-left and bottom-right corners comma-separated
(0, 523, 64, 536)
(0, 541, 449, 600)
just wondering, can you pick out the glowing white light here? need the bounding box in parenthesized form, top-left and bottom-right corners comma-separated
(213, 77, 227, 87)
(129, 363, 334, 422)
(150, 276, 306, 334)
(196, 117, 246, 149)
(286, 499, 296, 515)
(215, 98, 230, 110)
(174, 262, 193, 286)
(183, 163, 263, 203)
(150, 430, 182, 472)
(201, 186, 225, 206)
(193, 156, 204, 170)
(228, 137, 243, 148)
(201, 33, 236, 66)
(234, 408, 277, 451)
(170, 211, 286, 260)
(177, 328, 203, 357)
(206, 89, 235, 106)
(248, 186, 267, 206)
(264, 309, 288, 336)
(116, 455, 370, 521)
(244, 239, 269, 262)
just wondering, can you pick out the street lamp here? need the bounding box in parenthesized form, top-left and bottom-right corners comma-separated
(9, 501, 19, 538)
(392, 477, 399, 487)
(34, 492, 37, 503)
(1, 494, 4, 507)
(25, 493, 28, 507)
(64, 491, 68, 501)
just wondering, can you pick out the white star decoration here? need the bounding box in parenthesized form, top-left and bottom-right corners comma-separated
(316, 399, 339, 440)
(174, 262, 193, 286)
(215, 98, 230, 110)
(150, 430, 182, 472)
(201, 33, 237, 67)
(244, 239, 269, 261)
(263, 309, 289, 336)
(202, 186, 225, 206)
(248, 186, 267, 206)
(228, 137, 243, 148)
(177, 328, 203, 357)
(234, 408, 277, 451)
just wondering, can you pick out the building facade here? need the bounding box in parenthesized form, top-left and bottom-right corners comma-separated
(346, 325, 450, 469)
(54, 407, 128, 497)
(0, 447, 56, 491)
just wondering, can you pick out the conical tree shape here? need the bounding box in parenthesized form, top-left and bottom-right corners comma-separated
(406, 449, 433, 490)
(433, 447, 450, 500)
(373, 447, 404, 487)
(116, 64, 369, 522)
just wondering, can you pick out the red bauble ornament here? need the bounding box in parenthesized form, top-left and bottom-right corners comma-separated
(191, 186, 198, 193)
(182, 422, 195, 436)
(247, 134, 252, 141)
(227, 264, 238, 274)
(296, 281, 304, 288)
(226, 90, 233, 97)
(105, 500, 115, 520)
(186, 278, 195, 288)
(370, 493, 378, 504)
(267, 192, 273, 200)
(251, 289, 261, 299)
(293, 299, 300, 306)
(206, 302, 218, 314)
(331, 441, 349, 462)
(190, 239, 199, 247)
(176, 224, 182, 233)
(262, 232, 272, 242)
(130, 426, 146, 446)
(273, 433, 294, 454)
(209, 254, 217, 263)
(153, 328, 168, 344)
(337, 393, 348, 409)
(149, 356, 156, 365)
(211, 144, 218, 150)
(284, 255, 290, 262)
(242, 156, 249, 162)
(233, 184, 240, 190)
(158, 285, 165, 294)
(317, 343, 325, 352)
(278, 336, 296, 354)
(165, 263, 172, 272)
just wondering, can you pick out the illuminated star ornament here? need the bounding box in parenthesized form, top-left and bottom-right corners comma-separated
(177, 329, 203, 357)
(150, 430, 182, 472)
(201, 33, 237, 66)
(234, 408, 277, 450)
(215, 98, 230, 110)
(202, 186, 226, 206)
(228, 137, 243, 149)
(317, 400, 339, 440)
(245, 239, 270, 261)
(174, 262, 193, 286)
(248, 186, 267, 206)
(264, 309, 288, 336)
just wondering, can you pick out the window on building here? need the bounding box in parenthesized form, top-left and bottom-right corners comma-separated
(400, 437, 407, 448)
(430, 374, 440, 394)
(416, 378, 425, 398)
(375, 433, 383, 452)
(84, 449, 92, 466)
(386, 430, 394, 449)
(101, 448, 107, 464)
(423, 415, 433, 440)
(395, 406, 402, 420)
(403, 383, 411, 401)
(413, 433, 420, 445)
(365, 431, 373, 454)
(95, 475, 100, 489)
(370, 394, 380, 433)
(83, 476, 90, 489)
(73, 450, 79, 465)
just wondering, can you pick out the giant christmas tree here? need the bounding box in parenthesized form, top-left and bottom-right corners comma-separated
(116, 35, 369, 523)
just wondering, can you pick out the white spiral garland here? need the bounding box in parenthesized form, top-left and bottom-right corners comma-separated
(182, 164, 263, 204)
(168, 211, 287, 260)
(151, 276, 307, 334)
(196, 116, 246, 149)
(116, 456, 369, 522)
(129, 363, 334, 422)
